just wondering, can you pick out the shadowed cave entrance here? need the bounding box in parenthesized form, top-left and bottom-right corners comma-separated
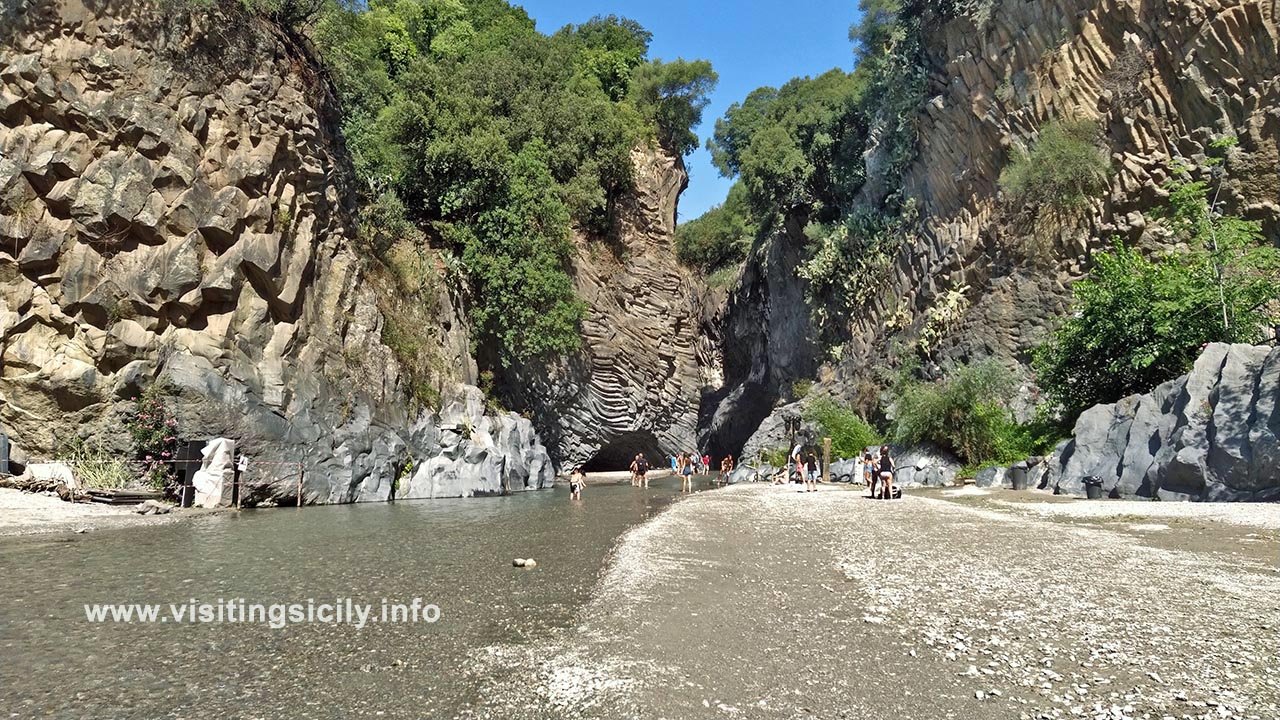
(580, 431, 666, 472)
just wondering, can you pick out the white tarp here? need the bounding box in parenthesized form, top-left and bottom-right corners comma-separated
(192, 438, 235, 508)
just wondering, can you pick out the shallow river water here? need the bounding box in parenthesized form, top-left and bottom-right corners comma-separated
(0, 479, 684, 718)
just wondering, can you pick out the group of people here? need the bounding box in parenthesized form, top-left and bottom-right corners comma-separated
(863, 445, 898, 499)
(784, 444, 824, 492)
(567, 444, 900, 501)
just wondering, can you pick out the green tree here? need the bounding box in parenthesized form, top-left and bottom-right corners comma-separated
(629, 58, 718, 156)
(312, 1, 715, 367)
(1034, 159, 1280, 420)
(675, 182, 756, 272)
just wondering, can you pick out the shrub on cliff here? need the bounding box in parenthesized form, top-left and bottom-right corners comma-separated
(999, 118, 1110, 211)
(1034, 156, 1280, 421)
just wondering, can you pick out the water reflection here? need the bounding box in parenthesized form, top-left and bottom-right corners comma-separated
(0, 479, 694, 718)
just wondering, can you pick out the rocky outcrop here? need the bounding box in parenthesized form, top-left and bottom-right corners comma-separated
(700, 214, 821, 457)
(836, 0, 1280, 380)
(1050, 343, 1280, 501)
(711, 0, 1278, 463)
(0, 0, 551, 502)
(510, 147, 706, 470)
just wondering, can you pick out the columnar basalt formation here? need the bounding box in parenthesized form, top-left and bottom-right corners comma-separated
(511, 147, 707, 469)
(0, 0, 553, 501)
(840, 0, 1279, 379)
(708, 0, 1279, 460)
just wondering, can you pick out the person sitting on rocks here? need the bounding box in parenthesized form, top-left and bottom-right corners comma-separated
(569, 467, 586, 501)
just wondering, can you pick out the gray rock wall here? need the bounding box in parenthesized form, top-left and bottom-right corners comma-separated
(1052, 343, 1280, 501)
(0, 0, 551, 502)
(510, 148, 706, 470)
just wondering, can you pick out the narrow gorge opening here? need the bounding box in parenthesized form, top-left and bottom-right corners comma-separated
(580, 431, 665, 472)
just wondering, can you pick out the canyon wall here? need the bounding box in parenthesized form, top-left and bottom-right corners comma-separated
(511, 147, 708, 469)
(0, 0, 553, 501)
(841, 0, 1279, 381)
(709, 0, 1279, 460)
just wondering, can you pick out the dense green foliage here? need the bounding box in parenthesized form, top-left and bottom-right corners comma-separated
(314, 1, 715, 365)
(999, 118, 1111, 211)
(804, 398, 881, 460)
(682, 0, 950, 341)
(708, 69, 868, 221)
(674, 182, 755, 271)
(1034, 158, 1280, 421)
(892, 360, 1056, 467)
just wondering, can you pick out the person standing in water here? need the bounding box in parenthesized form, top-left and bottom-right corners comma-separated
(629, 454, 641, 486)
(718, 454, 734, 485)
(681, 453, 695, 492)
(569, 467, 586, 501)
(636, 453, 649, 488)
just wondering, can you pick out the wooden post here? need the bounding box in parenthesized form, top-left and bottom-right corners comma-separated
(822, 437, 831, 484)
(296, 462, 304, 507)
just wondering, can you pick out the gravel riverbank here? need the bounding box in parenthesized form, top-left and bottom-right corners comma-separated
(0, 488, 222, 536)
(461, 484, 1280, 720)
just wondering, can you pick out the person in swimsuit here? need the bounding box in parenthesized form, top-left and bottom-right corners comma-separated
(629, 454, 641, 487)
(718, 454, 734, 485)
(876, 445, 896, 500)
(863, 450, 876, 496)
(569, 467, 586, 501)
(681, 453, 694, 492)
(635, 453, 649, 488)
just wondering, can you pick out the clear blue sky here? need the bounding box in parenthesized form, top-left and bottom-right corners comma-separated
(514, 0, 860, 223)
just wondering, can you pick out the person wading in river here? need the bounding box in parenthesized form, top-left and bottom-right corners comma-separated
(718, 454, 734, 485)
(635, 453, 649, 488)
(569, 467, 586, 501)
(629, 454, 640, 487)
(681, 452, 695, 492)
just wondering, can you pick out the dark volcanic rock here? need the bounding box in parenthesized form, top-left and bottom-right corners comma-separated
(1054, 344, 1280, 501)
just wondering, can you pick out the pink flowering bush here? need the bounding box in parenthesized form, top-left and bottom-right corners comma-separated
(126, 386, 182, 490)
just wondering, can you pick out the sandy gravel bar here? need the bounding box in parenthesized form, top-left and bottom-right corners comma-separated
(0, 488, 219, 536)
(462, 485, 1280, 720)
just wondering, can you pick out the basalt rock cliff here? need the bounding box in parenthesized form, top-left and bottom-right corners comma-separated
(509, 147, 706, 470)
(706, 0, 1280, 461)
(0, 0, 553, 501)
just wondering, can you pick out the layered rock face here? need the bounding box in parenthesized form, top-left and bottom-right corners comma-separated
(713, 0, 1279, 470)
(0, 0, 552, 501)
(511, 148, 707, 470)
(1051, 343, 1280, 501)
(837, 0, 1279, 383)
